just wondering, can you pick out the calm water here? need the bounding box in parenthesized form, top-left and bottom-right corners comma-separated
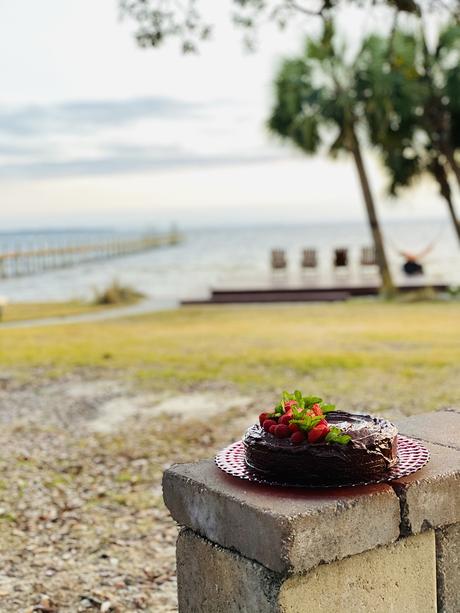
(0, 219, 459, 302)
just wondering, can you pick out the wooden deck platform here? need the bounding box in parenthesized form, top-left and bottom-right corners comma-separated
(182, 282, 450, 305)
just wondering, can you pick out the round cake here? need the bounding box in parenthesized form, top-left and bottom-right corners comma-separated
(243, 392, 398, 485)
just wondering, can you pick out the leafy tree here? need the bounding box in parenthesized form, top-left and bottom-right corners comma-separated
(268, 24, 395, 293)
(375, 141, 460, 243)
(356, 27, 460, 243)
(120, 0, 457, 53)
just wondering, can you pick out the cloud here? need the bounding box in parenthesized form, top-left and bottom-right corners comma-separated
(0, 144, 284, 180)
(0, 97, 205, 136)
(0, 97, 287, 180)
(0, 142, 40, 156)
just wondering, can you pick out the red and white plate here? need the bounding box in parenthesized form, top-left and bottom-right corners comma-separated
(215, 435, 430, 489)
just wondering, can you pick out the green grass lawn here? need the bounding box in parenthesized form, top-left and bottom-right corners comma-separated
(1, 301, 459, 414)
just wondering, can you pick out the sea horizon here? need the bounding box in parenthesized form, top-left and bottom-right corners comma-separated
(0, 219, 458, 303)
(0, 212, 453, 235)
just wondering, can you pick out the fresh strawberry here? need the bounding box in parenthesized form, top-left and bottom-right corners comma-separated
(263, 419, 277, 432)
(269, 424, 278, 435)
(274, 424, 290, 438)
(279, 414, 292, 426)
(283, 400, 297, 412)
(290, 431, 306, 444)
(307, 422, 330, 443)
(311, 403, 323, 416)
(259, 412, 271, 426)
(288, 423, 300, 432)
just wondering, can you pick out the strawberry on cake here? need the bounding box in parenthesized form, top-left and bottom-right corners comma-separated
(243, 391, 398, 485)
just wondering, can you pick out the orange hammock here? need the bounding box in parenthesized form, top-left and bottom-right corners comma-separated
(387, 223, 445, 262)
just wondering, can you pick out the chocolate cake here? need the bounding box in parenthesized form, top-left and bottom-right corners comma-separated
(244, 395, 398, 485)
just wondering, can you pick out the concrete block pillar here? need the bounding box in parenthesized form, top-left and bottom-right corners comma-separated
(164, 408, 460, 612)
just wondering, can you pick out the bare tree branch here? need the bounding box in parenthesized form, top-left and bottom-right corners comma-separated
(120, 0, 460, 52)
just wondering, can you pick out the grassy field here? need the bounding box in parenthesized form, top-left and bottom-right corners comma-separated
(1, 301, 459, 414)
(0, 301, 110, 323)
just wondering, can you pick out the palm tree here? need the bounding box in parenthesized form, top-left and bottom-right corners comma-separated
(356, 28, 460, 244)
(423, 24, 460, 187)
(268, 23, 395, 294)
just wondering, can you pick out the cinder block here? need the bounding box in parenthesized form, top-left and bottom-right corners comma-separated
(436, 523, 460, 613)
(396, 409, 460, 450)
(280, 530, 436, 613)
(177, 528, 281, 613)
(390, 442, 460, 535)
(164, 460, 400, 574)
(177, 529, 437, 613)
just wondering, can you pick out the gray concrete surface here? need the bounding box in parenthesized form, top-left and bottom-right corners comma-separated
(397, 409, 460, 451)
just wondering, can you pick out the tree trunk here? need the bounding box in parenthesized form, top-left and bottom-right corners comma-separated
(349, 129, 395, 295)
(440, 143, 460, 190)
(431, 158, 460, 245)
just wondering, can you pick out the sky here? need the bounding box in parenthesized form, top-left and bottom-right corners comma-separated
(0, 0, 451, 229)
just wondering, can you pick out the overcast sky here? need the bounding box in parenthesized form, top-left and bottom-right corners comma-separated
(0, 0, 449, 229)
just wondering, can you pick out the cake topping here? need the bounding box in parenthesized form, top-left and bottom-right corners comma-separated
(258, 391, 352, 445)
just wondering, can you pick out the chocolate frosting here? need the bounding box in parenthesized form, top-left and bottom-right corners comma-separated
(243, 411, 398, 485)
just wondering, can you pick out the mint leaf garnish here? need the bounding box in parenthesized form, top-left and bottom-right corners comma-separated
(325, 427, 351, 445)
(320, 404, 336, 414)
(268, 391, 348, 444)
(302, 396, 323, 405)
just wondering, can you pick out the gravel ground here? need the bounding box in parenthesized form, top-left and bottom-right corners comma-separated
(0, 372, 259, 613)
(0, 369, 430, 612)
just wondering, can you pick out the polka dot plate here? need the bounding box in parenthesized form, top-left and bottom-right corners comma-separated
(215, 435, 430, 488)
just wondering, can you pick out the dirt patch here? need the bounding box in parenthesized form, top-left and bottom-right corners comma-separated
(0, 374, 255, 435)
(78, 388, 253, 434)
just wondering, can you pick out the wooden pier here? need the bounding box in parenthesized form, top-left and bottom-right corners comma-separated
(0, 232, 181, 279)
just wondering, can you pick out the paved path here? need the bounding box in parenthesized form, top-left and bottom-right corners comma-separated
(0, 298, 178, 329)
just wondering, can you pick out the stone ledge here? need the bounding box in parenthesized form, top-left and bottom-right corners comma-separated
(396, 409, 460, 450)
(163, 459, 400, 574)
(390, 442, 460, 535)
